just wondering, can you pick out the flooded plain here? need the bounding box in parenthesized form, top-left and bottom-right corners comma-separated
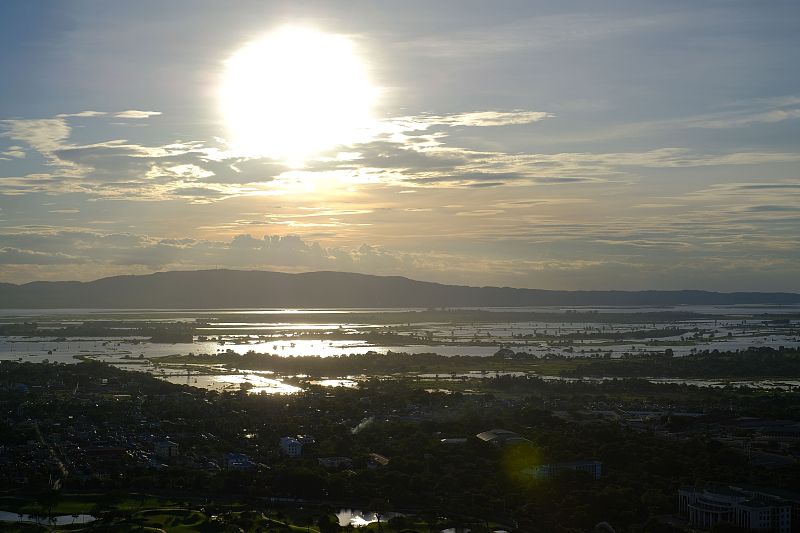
(1, 306, 798, 393)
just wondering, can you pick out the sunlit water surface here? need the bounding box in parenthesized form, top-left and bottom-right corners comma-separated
(2, 306, 798, 394)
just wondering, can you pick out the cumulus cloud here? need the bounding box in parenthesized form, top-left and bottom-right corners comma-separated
(0, 225, 798, 290)
(313, 141, 800, 189)
(0, 117, 233, 199)
(8, 105, 796, 199)
(1, 105, 798, 271)
(0, 230, 607, 282)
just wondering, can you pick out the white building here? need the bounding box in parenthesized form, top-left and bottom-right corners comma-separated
(279, 436, 302, 457)
(678, 486, 791, 533)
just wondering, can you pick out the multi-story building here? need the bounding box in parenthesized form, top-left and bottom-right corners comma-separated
(153, 440, 179, 459)
(678, 486, 791, 532)
(279, 436, 302, 457)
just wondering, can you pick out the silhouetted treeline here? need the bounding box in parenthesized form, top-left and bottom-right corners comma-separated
(163, 350, 468, 375)
(513, 327, 692, 341)
(160, 347, 800, 380)
(563, 347, 800, 378)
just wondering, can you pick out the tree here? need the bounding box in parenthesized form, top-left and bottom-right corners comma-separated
(317, 513, 339, 533)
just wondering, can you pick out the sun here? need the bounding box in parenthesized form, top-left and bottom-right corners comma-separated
(220, 27, 377, 163)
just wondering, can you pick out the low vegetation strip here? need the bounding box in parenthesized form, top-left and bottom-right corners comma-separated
(153, 347, 800, 380)
(561, 347, 800, 379)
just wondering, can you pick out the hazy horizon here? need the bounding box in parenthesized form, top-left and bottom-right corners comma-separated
(1, 1, 799, 292)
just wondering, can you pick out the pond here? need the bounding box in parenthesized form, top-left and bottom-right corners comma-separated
(0, 511, 96, 525)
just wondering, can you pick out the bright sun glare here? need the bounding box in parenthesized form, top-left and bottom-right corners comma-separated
(221, 27, 377, 163)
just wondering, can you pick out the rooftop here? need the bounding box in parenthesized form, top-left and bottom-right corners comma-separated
(476, 429, 531, 445)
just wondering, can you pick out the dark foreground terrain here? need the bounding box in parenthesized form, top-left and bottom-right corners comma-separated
(1, 360, 798, 532)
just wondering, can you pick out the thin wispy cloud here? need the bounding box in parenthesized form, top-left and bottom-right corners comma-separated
(1, 118, 71, 158)
(400, 12, 668, 57)
(56, 111, 107, 118)
(114, 110, 163, 119)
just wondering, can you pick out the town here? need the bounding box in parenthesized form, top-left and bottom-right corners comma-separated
(1, 359, 798, 532)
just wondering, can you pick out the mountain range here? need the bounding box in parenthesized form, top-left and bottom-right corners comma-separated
(0, 269, 798, 309)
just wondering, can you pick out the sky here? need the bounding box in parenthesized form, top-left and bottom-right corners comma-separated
(1, 0, 799, 291)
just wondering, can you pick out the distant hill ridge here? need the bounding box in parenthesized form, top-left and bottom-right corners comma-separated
(0, 269, 798, 309)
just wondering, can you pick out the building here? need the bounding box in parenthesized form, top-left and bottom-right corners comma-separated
(222, 452, 256, 470)
(678, 486, 791, 532)
(296, 434, 315, 445)
(318, 456, 353, 469)
(476, 428, 531, 446)
(153, 440, 178, 459)
(525, 460, 603, 480)
(367, 453, 390, 468)
(730, 485, 800, 533)
(279, 436, 302, 457)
